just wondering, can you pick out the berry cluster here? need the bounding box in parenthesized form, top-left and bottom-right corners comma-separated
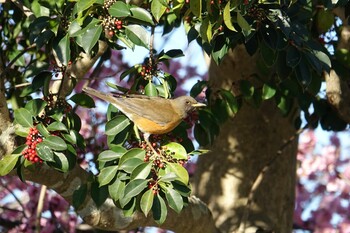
(103, 0, 116, 9)
(44, 94, 72, 114)
(22, 127, 43, 163)
(101, 15, 124, 38)
(139, 64, 156, 79)
(147, 179, 159, 195)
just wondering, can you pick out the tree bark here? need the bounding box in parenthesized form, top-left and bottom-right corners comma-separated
(193, 46, 298, 233)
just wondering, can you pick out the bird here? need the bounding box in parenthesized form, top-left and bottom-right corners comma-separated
(83, 87, 206, 153)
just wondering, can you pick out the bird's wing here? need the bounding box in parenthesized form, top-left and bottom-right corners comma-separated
(115, 98, 178, 126)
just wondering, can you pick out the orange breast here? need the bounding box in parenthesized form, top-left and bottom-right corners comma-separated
(133, 117, 182, 134)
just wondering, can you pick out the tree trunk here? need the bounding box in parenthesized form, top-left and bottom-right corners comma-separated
(193, 46, 298, 233)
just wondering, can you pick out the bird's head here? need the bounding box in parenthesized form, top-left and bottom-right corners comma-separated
(173, 96, 206, 118)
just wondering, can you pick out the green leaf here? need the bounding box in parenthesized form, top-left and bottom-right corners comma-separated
(131, 162, 152, 180)
(145, 82, 158, 97)
(119, 158, 143, 173)
(190, 0, 202, 18)
(223, 2, 236, 31)
(164, 142, 187, 160)
(286, 46, 301, 68)
(237, 12, 251, 37)
(129, 6, 154, 26)
(152, 194, 167, 224)
(119, 148, 146, 165)
(42, 135, 67, 151)
(91, 181, 109, 207)
(124, 25, 150, 49)
(76, 0, 98, 14)
(54, 34, 70, 66)
(190, 80, 207, 98)
(166, 163, 189, 184)
(158, 172, 178, 182)
(316, 9, 334, 33)
(140, 189, 154, 216)
(295, 56, 312, 87)
(14, 109, 33, 128)
(200, 17, 212, 42)
(109, 1, 131, 17)
(123, 179, 148, 198)
(105, 115, 131, 136)
(158, 49, 184, 61)
(47, 122, 68, 132)
(67, 20, 82, 37)
(70, 93, 96, 108)
(239, 80, 254, 97)
(36, 143, 54, 162)
(108, 178, 126, 202)
(50, 152, 70, 172)
(36, 123, 50, 138)
(25, 99, 47, 116)
(98, 166, 118, 186)
(73, 184, 87, 209)
(0, 153, 21, 176)
(77, 24, 103, 55)
(262, 84, 276, 100)
(151, 0, 167, 22)
(164, 186, 183, 213)
(98, 149, 125, 162)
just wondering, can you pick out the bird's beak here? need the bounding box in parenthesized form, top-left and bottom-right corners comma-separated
(192, 103, 206, 108)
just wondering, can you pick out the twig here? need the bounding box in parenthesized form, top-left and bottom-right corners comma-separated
(0, 179, 27, 218)
(238, 124, 308, 232)
(148, 26, 155, 70)
(35, 185, 47, 233)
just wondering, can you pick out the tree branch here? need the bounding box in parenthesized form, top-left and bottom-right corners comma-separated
(13, 164, 219, 233)
(325, 9, 350, 123)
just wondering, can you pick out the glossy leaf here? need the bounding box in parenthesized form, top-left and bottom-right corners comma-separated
(190, 0, 202, 18)
(98, 166, 118, 186)
(223, 2, 236, 31)
(164, 186, 183, 213)
(158, 49, 184, 61)
(262, 84, 276, 100)
(109, 1, 131, 17)
(70, 93, 96, 108)
(239, 80, 254, 97)
(140, 189, 154, 216)
(145, 82, 158, 97)
(123, 179, 148, 198)
(0, 153, 22, 176)
(72, 184, 88, 209)
(158, 172, 178, 182)
(91, 181, 109, 207)
(36, 143, 54, 162)
(151, 0, 167, 22)
(124, 25, 150, 49)
(166, 162, 189, 184)
(14, 108, 33, 128)
(51, 152, 70, 172)
(25, 99, 47, 116)
(286, 46, 301, 68)
(237, 12, 251, 37)
(78, 24, 102, 55)
(131, 162, 152, 180)
(108, 178, 126, 202)
(98, 149, 125, 162)
(105, 115, 131, 136)
(43, 135, 67, 151)
(54, 34, 70, 66)
(119, 158, 143, 173)
(47, 122, 68, 132)
(119, 149, 146, 165)
(152, 194, 167, 224)
(129, 7, 154, 25)
(164, 142, 187, 160)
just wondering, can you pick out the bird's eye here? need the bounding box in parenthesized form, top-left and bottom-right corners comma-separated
(186, 101, 190, 105)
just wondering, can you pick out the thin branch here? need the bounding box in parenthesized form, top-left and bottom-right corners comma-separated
(0, 179, 27, 218)
(35, 185, 47, 233)
(148, 26, 155, 69)
(238, 124, 308, 232)
(1, 43, 36, 78)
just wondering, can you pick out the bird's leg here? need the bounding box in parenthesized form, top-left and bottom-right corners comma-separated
(143, 133, 159, 155)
